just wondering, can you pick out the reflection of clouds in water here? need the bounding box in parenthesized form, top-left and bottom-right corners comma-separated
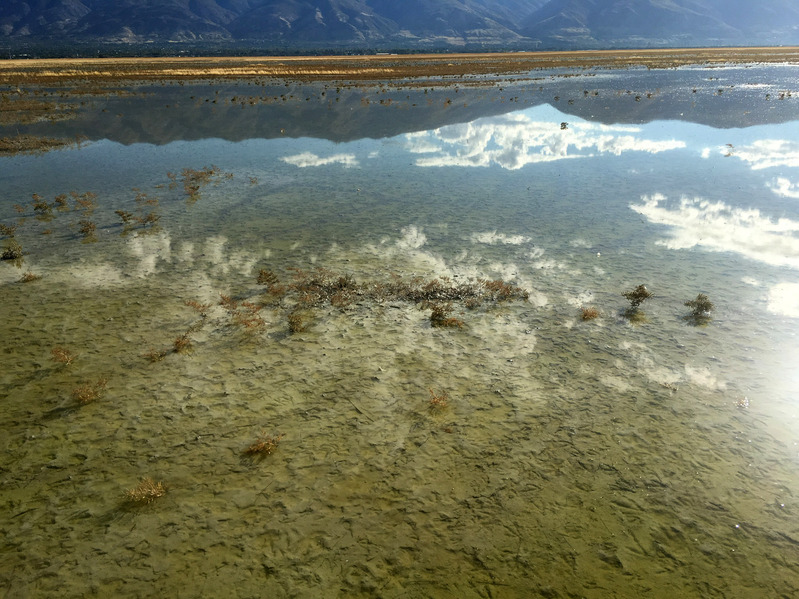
(620, 341, 724, 390)
(51, 230, 262, 287)
(769, 177, 799, 199)
(407, 114, 685, 170)
(631, 193, 799, 269)
(128, 232, 171, 277)
(280, 151, 359, 168)
(768, 283, 799, 318)
(202, 235, 259, 276)
(726, 140, 799, 170)
(470, 231, 531, 245)
(684, 365, 726, 391)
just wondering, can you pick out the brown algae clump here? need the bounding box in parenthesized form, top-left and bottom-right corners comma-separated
(125, 477, 167, 505)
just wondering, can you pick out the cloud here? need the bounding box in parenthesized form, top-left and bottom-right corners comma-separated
(767, 283, 799, 318)
(768, 177, 799, 199)
(726, 140, 799, 170)
(630, 193, 799, 269)
(407, 112, 685, 170)
(280, 151, 359, 168)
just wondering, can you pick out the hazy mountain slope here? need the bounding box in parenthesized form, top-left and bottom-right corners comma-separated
(1, 0, 91, 36)
(521, 0, 799, 47)
(2, 0, 799, 50)
(229, 0, 397, 42)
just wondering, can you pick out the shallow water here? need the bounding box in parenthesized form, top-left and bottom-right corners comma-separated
(2, 65, 799, 598)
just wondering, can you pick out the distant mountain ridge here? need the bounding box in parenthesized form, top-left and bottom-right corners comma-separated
(2, 0, 798, 52)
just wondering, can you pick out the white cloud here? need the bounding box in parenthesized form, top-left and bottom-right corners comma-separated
(726, 140, 799, 170)
(768, 177, 799, 199)
(630, 193, 799, 269)
(280, 151, 359, 168)
(407, 113, 685, 170)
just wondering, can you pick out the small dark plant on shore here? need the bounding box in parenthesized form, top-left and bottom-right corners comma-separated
(124, 477, 166, 505)
(684, 293, 714, 325)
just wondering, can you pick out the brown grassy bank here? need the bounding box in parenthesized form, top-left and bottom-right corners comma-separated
(2, 47, 799, 85)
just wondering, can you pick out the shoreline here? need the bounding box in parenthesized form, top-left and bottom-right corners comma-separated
(2, 46, 799, 85)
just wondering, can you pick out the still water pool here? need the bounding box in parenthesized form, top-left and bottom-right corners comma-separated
(2, 64, 799, 598)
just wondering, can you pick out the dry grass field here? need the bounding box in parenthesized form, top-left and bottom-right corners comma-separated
(1, 47, 798, 85)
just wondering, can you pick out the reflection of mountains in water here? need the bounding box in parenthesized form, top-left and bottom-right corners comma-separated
(10, 66, 799, 145)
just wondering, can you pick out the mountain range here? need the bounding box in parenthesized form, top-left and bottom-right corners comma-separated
(2, 0, 798, 53)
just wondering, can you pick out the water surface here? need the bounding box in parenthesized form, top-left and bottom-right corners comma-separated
(2, 64, 799, 598)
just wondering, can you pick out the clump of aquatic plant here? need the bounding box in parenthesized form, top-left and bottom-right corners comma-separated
(72, 377, 108, 404)
(287, 309, 309, 333)
(623, 284, 653, 309)
(72, 191, 97, 214)
(173, 333, 192, 354)
(124, 477, 166, 505)
(168, 165, 231, 203)
(426, 302, 464, 328)
(143, 348, 169, 363)
(116, 193, 161, 235)
(77, 219, 97, 242)
(257, 269, 288, 304)
(233, 301, 266, 332)
(54, 194, 70, 211)
(31, 194, 54, 220)
(257, 269, 280, 287)
(622, 284, 652, 322)
(51, 346, 78, 365)
(20, 271, 41, 283)
(244, 432, 284, 457)
(0, 223, 18, 236)
(184, 299, 212, 316)
(581, 306, 600, 321)
(251, 266, 530, 334)
(428, 388, 450, 411)
(684, 293, 714, 325)
(1, 238, 24, 267)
